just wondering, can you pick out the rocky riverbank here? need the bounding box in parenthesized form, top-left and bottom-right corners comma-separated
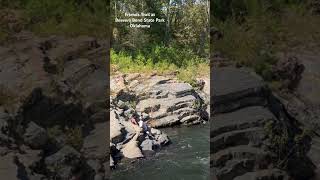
(210, 67, 316, 180)
(0, 31, 108, 179)
(110, 73, 209, 168)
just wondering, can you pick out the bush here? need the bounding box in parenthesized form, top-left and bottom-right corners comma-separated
(213, 2, 320, 82)
(66, 127, 83, 151)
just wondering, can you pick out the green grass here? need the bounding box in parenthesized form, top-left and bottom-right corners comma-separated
(111, 48, 209, 85)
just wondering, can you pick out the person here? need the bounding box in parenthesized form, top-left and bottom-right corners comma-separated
(129, 114, 138, 125)
(138, 114, 153, 138)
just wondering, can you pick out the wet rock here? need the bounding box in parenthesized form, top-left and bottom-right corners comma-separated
(140, 139, 155, 156)
(156, 133, 170, 146)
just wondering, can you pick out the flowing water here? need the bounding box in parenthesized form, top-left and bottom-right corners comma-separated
(111, 124, 210, 180)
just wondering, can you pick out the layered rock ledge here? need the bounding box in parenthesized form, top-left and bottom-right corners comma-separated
(0, 32, 108, 179)
(211, 67, 314, 180)
(110, 73, 209, 168)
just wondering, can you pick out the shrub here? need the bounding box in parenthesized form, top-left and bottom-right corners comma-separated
(111, 48, 209, 84)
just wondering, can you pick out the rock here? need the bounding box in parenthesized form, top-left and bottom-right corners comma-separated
(0, 32, 108, 179)
(94, 174, 104, 180)
(150, 128, 161, 135)
(157, 133, 170, 145)
(82, 122, 108, 159)
(110, 111, 124, 144)
(90, 109, 107, 123)
(87, 159, 102, 174)
(0, 110, 9, 129)
(233, 169, 289, 180)
(272, 56, 305, 90)
(23, 122, 48, 149)
(0, 111, 12, 147)
(309, 0, 320, 14)
(45, 145, 92, 180)
(211, 67, 267, 113)
(210, 67, 313, 180)
(140, 139, 155, 156)
(45, 145, 81, 166)
(121, 134, 143, 159)
(110, 156, 114, 167)
(0, 154, 18, 179)
(110, 75, 126, 96)
(109, 73, 205, 167)
(16, 146, 41, 168)
(47, 36, 99, 62)
(136, 93, 202, 127)
(124, 108, 134, 118)
(104, 162, 110, 178)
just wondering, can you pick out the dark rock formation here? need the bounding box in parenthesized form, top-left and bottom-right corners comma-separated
(211, 67, 314, 180)
(0, 32, 108, 179)
(276, 51, 320, 179)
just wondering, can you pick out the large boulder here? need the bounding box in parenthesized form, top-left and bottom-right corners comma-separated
(134, 79, 206, 127)
(45, 145, 93, 180)
(140, 139, 155, 156)
(211, 67, 268, 114)
(121, 135, 144, 159)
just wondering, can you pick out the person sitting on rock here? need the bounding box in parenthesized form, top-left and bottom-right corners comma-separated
(138, 114, 153, 138)
(129, 114, 138, 125)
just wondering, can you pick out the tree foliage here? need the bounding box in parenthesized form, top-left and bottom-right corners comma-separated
(111, 0, 210, 65)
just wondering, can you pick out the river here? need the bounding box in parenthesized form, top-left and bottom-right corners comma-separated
(111, 124, 210, 180)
